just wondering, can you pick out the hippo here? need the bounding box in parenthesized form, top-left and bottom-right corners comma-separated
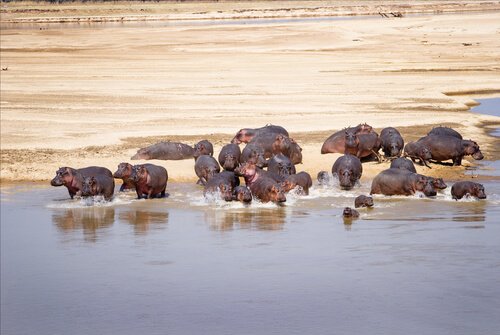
(404, 141, 432, 168)
(81, 175, 115, 201)
(354, 195, 374, 208)
(390, 157, 417, 173)
(249, 176, 287, 203)
(131, 163, 168, 199)
(317, 171, 332, 185)
(281, 172, 313, 195)
(320, 123, 373, 154)
(343, 207, 360, 219)
(286, 138, 303, 165)
(231, 125, 289, 144)
(428, 126, 463, 140)
(240, 143, 267, 168)
(203, 171, 240, 201)
(194, 155, 221, 185)
(370, 169, 436, 197)
(380, 127, 404, 158)
(232, 186, 253, 203)
(332, 154, 363, 190)
(417, 135, 484, 166)
(113, 162, 136, 191)
(344, 131, 381, 160)
(193, 140, 214, 160)
(267, 153, 296, 179)
(50, 166, 113, 199)
(427, 177, 447, 190)
(451, 181, 486, 200)
(249, 133, 293, 159)
(131, 141, 194, 160)
(218, 143, 241, 171)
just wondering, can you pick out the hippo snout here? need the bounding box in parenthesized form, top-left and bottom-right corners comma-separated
(472, 150, 484, 160)
(50, 177, 63, 186)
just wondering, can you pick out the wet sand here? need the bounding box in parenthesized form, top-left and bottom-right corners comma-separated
(1, 1, 500, 183)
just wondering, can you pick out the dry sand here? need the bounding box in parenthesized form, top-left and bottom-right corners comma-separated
(1, 1, 500, 184)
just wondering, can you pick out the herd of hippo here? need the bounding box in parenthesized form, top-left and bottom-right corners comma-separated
(50, 124, 487, 218)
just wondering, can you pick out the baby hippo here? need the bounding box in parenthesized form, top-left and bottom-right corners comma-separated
(451, 181, 486, 200)
(131, 164, 168, 199)
(404, 141, 432, 168)
(380, 127, 404, 158)
(281, 172, 313, 195)
(81, 175, 115, 201)
(354, 195, 374, 208)
(232, 186, 253, 203)
(218, 144, 241, 171)
(343, 207, 360, 224)
(113, 162, 136, 191)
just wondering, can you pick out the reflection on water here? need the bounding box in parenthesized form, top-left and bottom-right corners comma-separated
(205, 208, 288, 231)
(52, 207, 115, 243)
(118, 210, 168, 235)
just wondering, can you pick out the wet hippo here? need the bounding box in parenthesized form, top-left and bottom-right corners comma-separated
(281, 172, 313, 195)
(203, 171, 240, 201)
(131, 163, 168, 199)
(218, 143, 241, 171)
(428, 126, 462, 140)
(390, 157, 417, 173)
(249, 176, 286, 203)
(50, 166, 113, 199)
(81, 175, 115, 201)
(345, 131, 381, 160)
(286, 138, 303, 165)
(232, 185, 253, 203)
(241, 143, 267, 168)
(321, 123, 373, 154)
(317, 171, 332, 185)
(354, 195, 374, 208)
(451, 181, 486, 200)
(231, 125, 289, 144)
(193, 140, 214, 160)
(370, 169, 436, 197)
(427, 177, 447, 190)
(113, 162, 136, 191)
(380, 127, 404, 158)
(404, 141, 432, 168)
(332, 154, 363, 190)
(194, 155, 221, 185)
(417, 135, 484, 166)
(343, 207, 360, 219)
(267, 153, 296, 178)
(131, 141, 194, 160)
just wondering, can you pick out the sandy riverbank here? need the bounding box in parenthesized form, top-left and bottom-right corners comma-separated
(1, 1, 500, 183)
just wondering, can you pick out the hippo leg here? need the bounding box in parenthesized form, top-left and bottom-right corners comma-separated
(453, 157, 462, 166)
(119, 184, 126, 192)
(422, 159, 432, 169)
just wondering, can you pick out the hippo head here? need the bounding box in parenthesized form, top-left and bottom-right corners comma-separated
(234, 161, 257, 181)
(231, 128, 254, 144)
(464, 140, 484, 160)
(430, 177, 447, 190)
(217, 183, 233, 202)
(389, 143, 402, 157)
(280, 179, 297, 193)
(288, 139, 303, 164)
(81, 176, 97, 197)
(247, 149, 267, 168)
(131, 165, 147, 183)
(317, 171, 331, 185)
(473, 183, 487, 199)
(355, 195, 374, 208)
(233, 187, 252, 203)
(338, 169, 355, 190)
(269, 184, 286, 203)
(343, 207, 359, 218)
(357, 123, 373, 134)
(131, 148, 149, 160)
(50, 167, 72, 187)
(113, 162, 133, 179)
(193, 140, 213, 159)
(272, 134, 292, 154)
(344, 130, 358, 149)
(222, 154, 238, 171)
(415, 175, 437, 197)
(419, 146, 433, 161)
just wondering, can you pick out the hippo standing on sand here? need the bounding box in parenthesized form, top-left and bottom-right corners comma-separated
(344, 131, 381, 160)
(332, 154, 363, 190)
(321, 123, 373, 154)
(451, 181, 486, 200)
(113, 162, 136, 191)
(131, 164, 168, 199)
(218, 144, 241, 172)
(131, 142, 194, 160)
(194, 155, 221, 185)
(231, 125, 289, 144)
(370, 169, 436, 197)
(81, 175, 115, 201)
(380, 127, 404, 158)
(404, 141, 432, 168)
(417, 135, 484, 166)
(428, 126, 463, 139)
(51, 166, 113, 199)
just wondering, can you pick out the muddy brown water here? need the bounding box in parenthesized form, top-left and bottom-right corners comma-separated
(1, 177, 500, 335)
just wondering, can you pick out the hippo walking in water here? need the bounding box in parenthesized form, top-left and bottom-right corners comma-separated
(131, 164, 168, 199)
(321, 123, 373, 154)
(131, 142, 194, 160)
(417, 135, 483, 166)
(332, 154, 363, 190)
(203, 171, 240, 202)
(354, 195, 374, 208)
(218, 144, 241, 172)
(370, 169, 436, 197)
(451, 181, 486, 200)
(113, 162, 136, 191)
(51, 166, 113, 199)
(194, 155, 221, 185)
(232, 186, 253, 203)
(81, 175, 115, 201)
(281, 172, 313, 195)
(267, 153, 296, 179)
(234, 160, 286, 203)
(380, 127, 404, 158)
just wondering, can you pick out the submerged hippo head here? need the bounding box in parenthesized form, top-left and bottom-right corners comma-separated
(354, 195, 374, 208)
(343, 207, 360, 218)
(113, 162, 133, 179)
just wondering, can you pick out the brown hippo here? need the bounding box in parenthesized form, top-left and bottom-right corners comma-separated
(113, 162, 136, 191)
(343, 207, 360, 219)
(281, 172, 313, 195)
(240, 143, 267, 168)
(380, 127, 404, 158)
(81, 175, 115, 201)
(193, 140, 214, 160)
(404, 141, 432, 168)
(249, 133, 292, 159)
(354, 195, 374, 208)
(451, 181, 486, 200)
(344, 131, 381, 160)
(194, 155, 221, 185)
(321, 123, 373, 154)
(51, 166, 113, 199)
(370, 169, 436, 197)
(131, 141, 194, 160)
(267, 153, 296, 179)
(428, 126, 462, 140)
(390, 157, 417, 173)
(249, 177, 286, 203)
(203, 171, 240, 202)
(417, 135, 484, 166)
(231, 125, 289, 144)
(317, 171, 332, 185)
(286, 138, 303, 165)
(218, 144, 241, 172)
(332, 154, 363, 190)
(427, 177, 447, 190)
(232, 186, 253, 203)
(131, 164, 168, 199)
